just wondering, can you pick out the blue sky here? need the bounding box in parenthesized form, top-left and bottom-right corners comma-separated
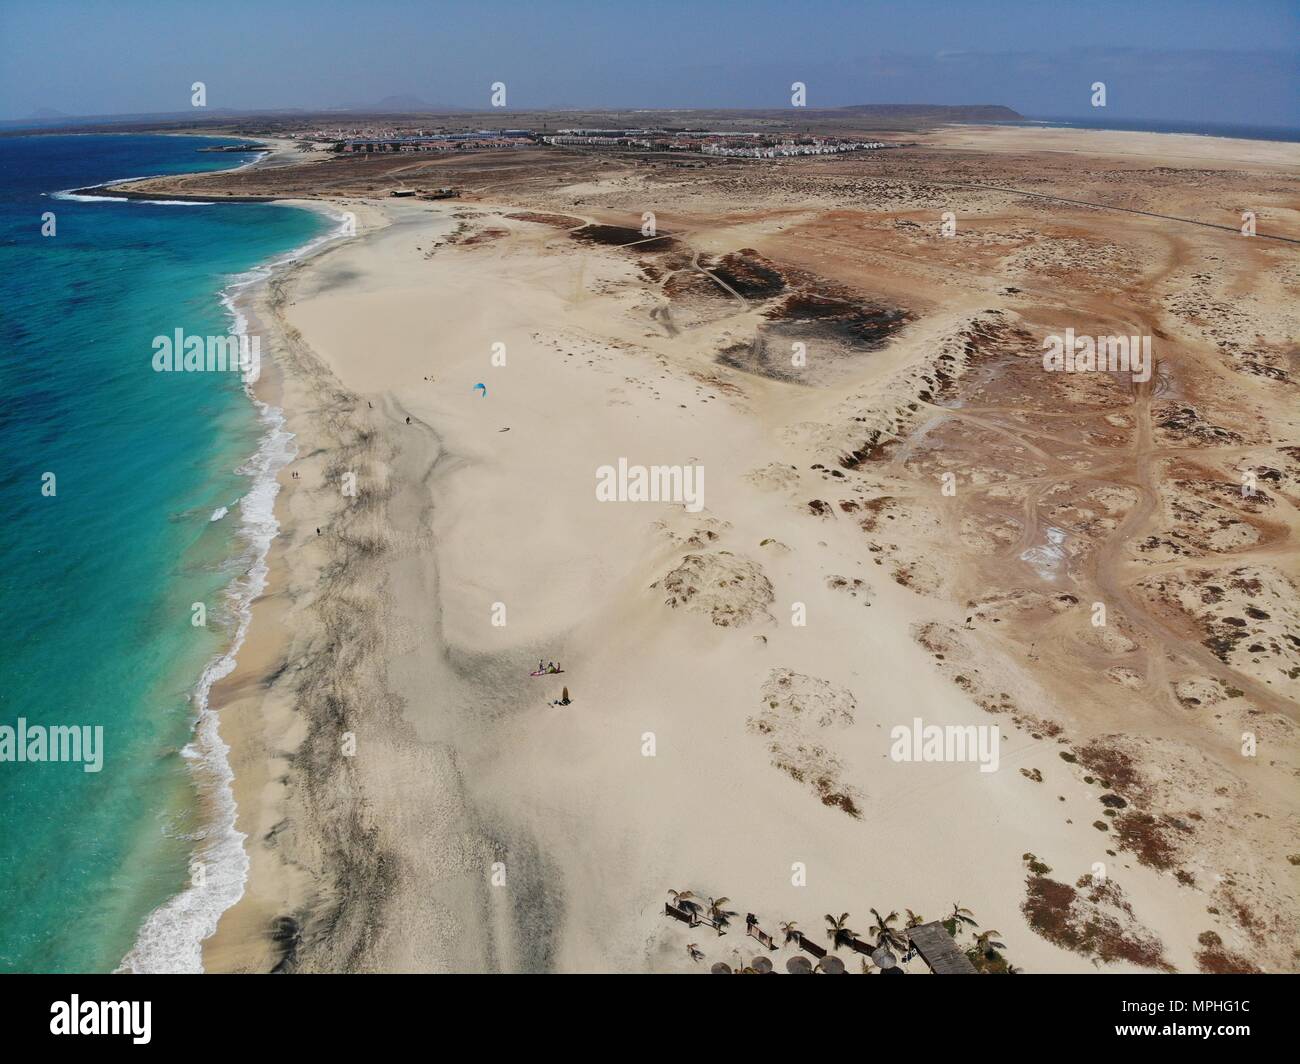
(1, 0, 1296, 124)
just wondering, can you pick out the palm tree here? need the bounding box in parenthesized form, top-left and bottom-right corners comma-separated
(707, 897, 737, 936)
(904, 909, 925, 929)
(686, 943, 704, 963)
(974, 929, 1006, 956)
(867, 908, 907, 952)
(824, 913, 855, 951)
(779, 921, 800, 945)
(668, 889, 702, 917)
(944, 901, 978, 938)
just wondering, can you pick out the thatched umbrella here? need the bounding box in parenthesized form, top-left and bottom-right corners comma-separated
(752, 956, 774, 974)
(710, 962, 733, 975)
(880, 965, 905, 975)
(786, 956, 814, 975)
(818, 955, 846, 975)
(871, 946, 897, 969)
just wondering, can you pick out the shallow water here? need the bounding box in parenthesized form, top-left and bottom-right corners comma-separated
(0, 133, 329, 972)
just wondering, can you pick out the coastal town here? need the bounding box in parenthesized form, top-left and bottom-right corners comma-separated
(302, 124, 890, 158)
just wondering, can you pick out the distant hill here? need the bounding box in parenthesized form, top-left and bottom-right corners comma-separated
(374, 94, 433, 111)
(837, 104, 1022, 121)
(334, 95, 455, 112)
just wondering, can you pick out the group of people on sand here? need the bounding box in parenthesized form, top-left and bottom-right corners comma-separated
(533, 661, 570, 706)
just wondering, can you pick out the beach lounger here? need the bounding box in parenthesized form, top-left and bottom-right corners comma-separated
(664, 902, 699, 926)
(796, 933, 828, 960)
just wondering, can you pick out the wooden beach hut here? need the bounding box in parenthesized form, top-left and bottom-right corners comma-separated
(906, 921, 977, 974)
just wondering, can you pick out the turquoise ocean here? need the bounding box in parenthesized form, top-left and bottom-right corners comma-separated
(0, 134, 333, 972)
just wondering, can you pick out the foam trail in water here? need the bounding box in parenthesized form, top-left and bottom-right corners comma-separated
(120, 203, 354, 974)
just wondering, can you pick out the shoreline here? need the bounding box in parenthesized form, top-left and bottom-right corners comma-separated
(105, 148, 359, 969)
(118, 371, 291, 973)
(67, 185, 280, 203)
(63, 135, 296, 202)
(200, 198, 398, 973)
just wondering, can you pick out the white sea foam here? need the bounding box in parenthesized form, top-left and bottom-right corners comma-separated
(219, 147, 272, 173)
(118, 315, 293, 976)
(209, 506, 228, 522)
(51, 188, 215, 205)
(119, 201, 355, 974)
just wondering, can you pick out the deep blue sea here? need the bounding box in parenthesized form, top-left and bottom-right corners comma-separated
(0, 134, 330, 972)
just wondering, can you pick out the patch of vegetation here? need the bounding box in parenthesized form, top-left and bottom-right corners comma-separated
(1194, 931, 1261, 973)
(1078, 739, 1143, 799)
(1022, 852, 1052, 876)
(1022, 872, 1171, 971)
(1114, 811, 1188, 870)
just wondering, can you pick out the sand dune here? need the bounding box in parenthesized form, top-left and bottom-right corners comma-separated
(186, 125, 1299, 974)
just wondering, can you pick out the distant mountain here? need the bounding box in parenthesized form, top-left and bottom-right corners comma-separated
(837, 103, 1022, 120)
(376, 94, 433, 111)
(335, 94, 448, 112)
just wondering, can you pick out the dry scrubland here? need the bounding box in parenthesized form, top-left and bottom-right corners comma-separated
(125, 124, 1300, 974)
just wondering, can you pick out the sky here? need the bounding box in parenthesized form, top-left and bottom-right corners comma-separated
(0, 0, 1296, 125)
